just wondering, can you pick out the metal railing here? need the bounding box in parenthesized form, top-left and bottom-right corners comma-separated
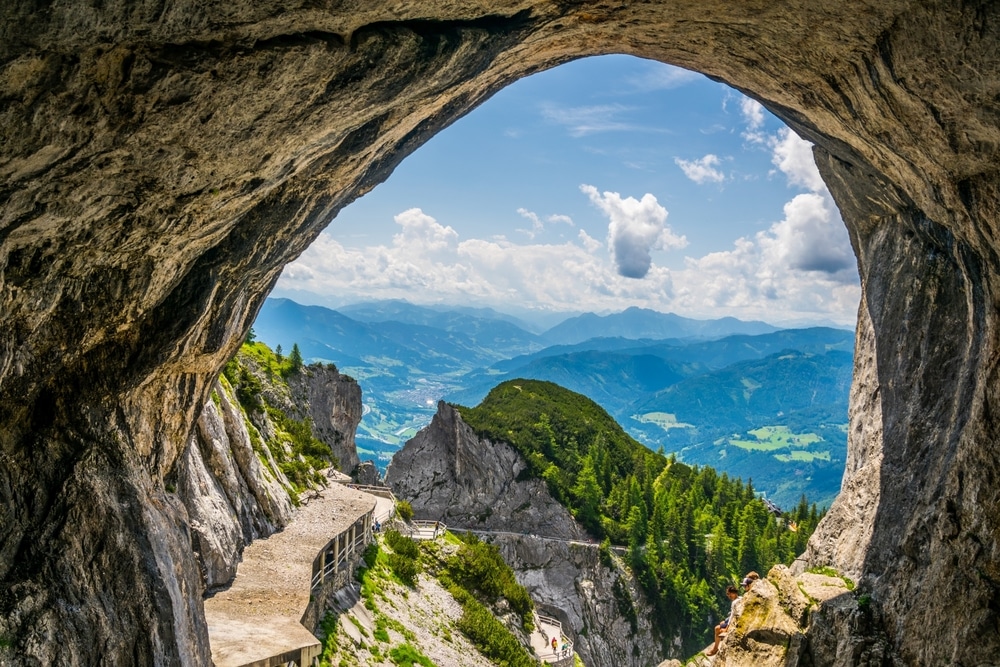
(536, 613, 574, 664)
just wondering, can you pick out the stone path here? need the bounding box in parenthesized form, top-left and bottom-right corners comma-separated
(204, 482, 376, 667)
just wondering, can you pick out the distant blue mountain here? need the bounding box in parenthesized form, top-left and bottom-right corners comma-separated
(446, 327, 854, 413)
(254, 299, 545, 374)
(541, 306, 780, 345)
(338, 299, 544, 336)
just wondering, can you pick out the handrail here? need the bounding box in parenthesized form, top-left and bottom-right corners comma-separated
(535, 611, 574, 663)
(310, 509, 374, 589)
(537, 614, 562, 629)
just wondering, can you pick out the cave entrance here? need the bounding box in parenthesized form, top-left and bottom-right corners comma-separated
(3, 4, 996, 664)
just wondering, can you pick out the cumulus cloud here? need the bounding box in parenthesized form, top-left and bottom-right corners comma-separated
(516, 208, 575, 239)
(578, 229, 603, 253)
(740, 97, 767, 144)
(675, 154, 726, 184)
(392, 208, 458, 253)
(581, 184, 687, 279)
(769, 193, 855, 274)
(771, 128, 825, 192)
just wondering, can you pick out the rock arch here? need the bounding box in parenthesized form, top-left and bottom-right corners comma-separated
(1, 1, 997, 663)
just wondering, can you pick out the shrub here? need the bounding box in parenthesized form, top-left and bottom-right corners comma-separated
(388, 643, 434, 667)
(387, 553, 420, 586)
(318, 612, 338, 665)
(396, 500, 414, 522)
(447, 534, 533, 628)
(385, 530, 420, 560)
(454, 596, 536, 667)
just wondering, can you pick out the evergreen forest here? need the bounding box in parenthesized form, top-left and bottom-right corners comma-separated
(456, 379, 825, 653)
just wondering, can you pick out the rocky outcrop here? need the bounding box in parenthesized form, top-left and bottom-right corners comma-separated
(388, 402, 660, 667)
(2, 1, 1000, 663)
(386, 401, 586, 540)
(245, 356, 363, 475)
(673, 565, 882, 667)
(172, 348, 363, 589)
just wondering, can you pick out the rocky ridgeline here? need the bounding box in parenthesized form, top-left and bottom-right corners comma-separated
(387, 402, 664, 667)
(175, 345, 363, 589)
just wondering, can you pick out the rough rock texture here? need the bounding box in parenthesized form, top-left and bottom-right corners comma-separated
(245, 356, 363, 476)
(700, 565, 886, 667)
(497, 536, 663, 667)
(352, 460, 382, 485)
(388, 402, 660, 666)
(2, 1, 1000, 663)
(175, 379, 295, 589)
(386, 401, 586, 540)
(286, 367, 362, 475)
(172, 351, 363, 589)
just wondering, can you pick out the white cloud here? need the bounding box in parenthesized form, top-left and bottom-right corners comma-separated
(741, 97, 765, 130)
(771, 128, 825, 192)
(391, 208, 458, 253)
(768, 192, 855, 274)
(578, 229, 603, 253)
(516, 208, 544, 239)
(541, 103, 636, 137)
(740, 96, 767, 144)
(675, 154, 726, 184)
(516, 208, 575, 239)
(278, 199, 858, 326)
(625, 62, 701, 92)
(581, 184, 687, 279)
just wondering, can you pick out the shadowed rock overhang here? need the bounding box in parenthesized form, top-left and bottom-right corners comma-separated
(1, 1, 998, 664)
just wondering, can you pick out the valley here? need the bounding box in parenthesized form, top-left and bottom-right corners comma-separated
(254, 297, 854, 508)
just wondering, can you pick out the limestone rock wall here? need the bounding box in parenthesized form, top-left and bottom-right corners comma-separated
(2, 1, 999, 663)
(175, 379, 295, 589)
(387, 402, 661, 666)
(497, 536, 663, 667)
(172, 354, 363, 590)
(386, 401, 586, 540)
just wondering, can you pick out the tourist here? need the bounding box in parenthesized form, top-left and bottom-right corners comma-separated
(742, 571, 760, 592)
(706, 585, 739, 656)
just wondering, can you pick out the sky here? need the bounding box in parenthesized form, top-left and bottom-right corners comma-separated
(274, 55, 860, 328)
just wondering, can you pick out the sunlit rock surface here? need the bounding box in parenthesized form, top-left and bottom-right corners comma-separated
(388, 402, 660, 667)
(1, 1, 999, 663)
(386, 401, 586, 540)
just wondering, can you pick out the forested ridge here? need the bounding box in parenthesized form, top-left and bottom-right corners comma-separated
(456, 379, 824, 653)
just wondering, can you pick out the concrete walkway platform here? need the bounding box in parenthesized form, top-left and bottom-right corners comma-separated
(204, 482, 376, 667)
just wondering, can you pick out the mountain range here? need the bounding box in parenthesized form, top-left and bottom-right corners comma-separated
(252, 297, 854, 507)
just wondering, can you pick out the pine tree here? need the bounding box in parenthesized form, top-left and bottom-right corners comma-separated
(289, 343, 303, 373)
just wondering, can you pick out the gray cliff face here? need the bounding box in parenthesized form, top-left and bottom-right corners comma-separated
(252, 359, 363, 475)
(175, 379, 294, 589)
(386, 402, 585, 540)
(173, 355, 363, 589)
(2, 1, 999, 663)
(388, 402, 660, 666)
(497, 537, 663, 667)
